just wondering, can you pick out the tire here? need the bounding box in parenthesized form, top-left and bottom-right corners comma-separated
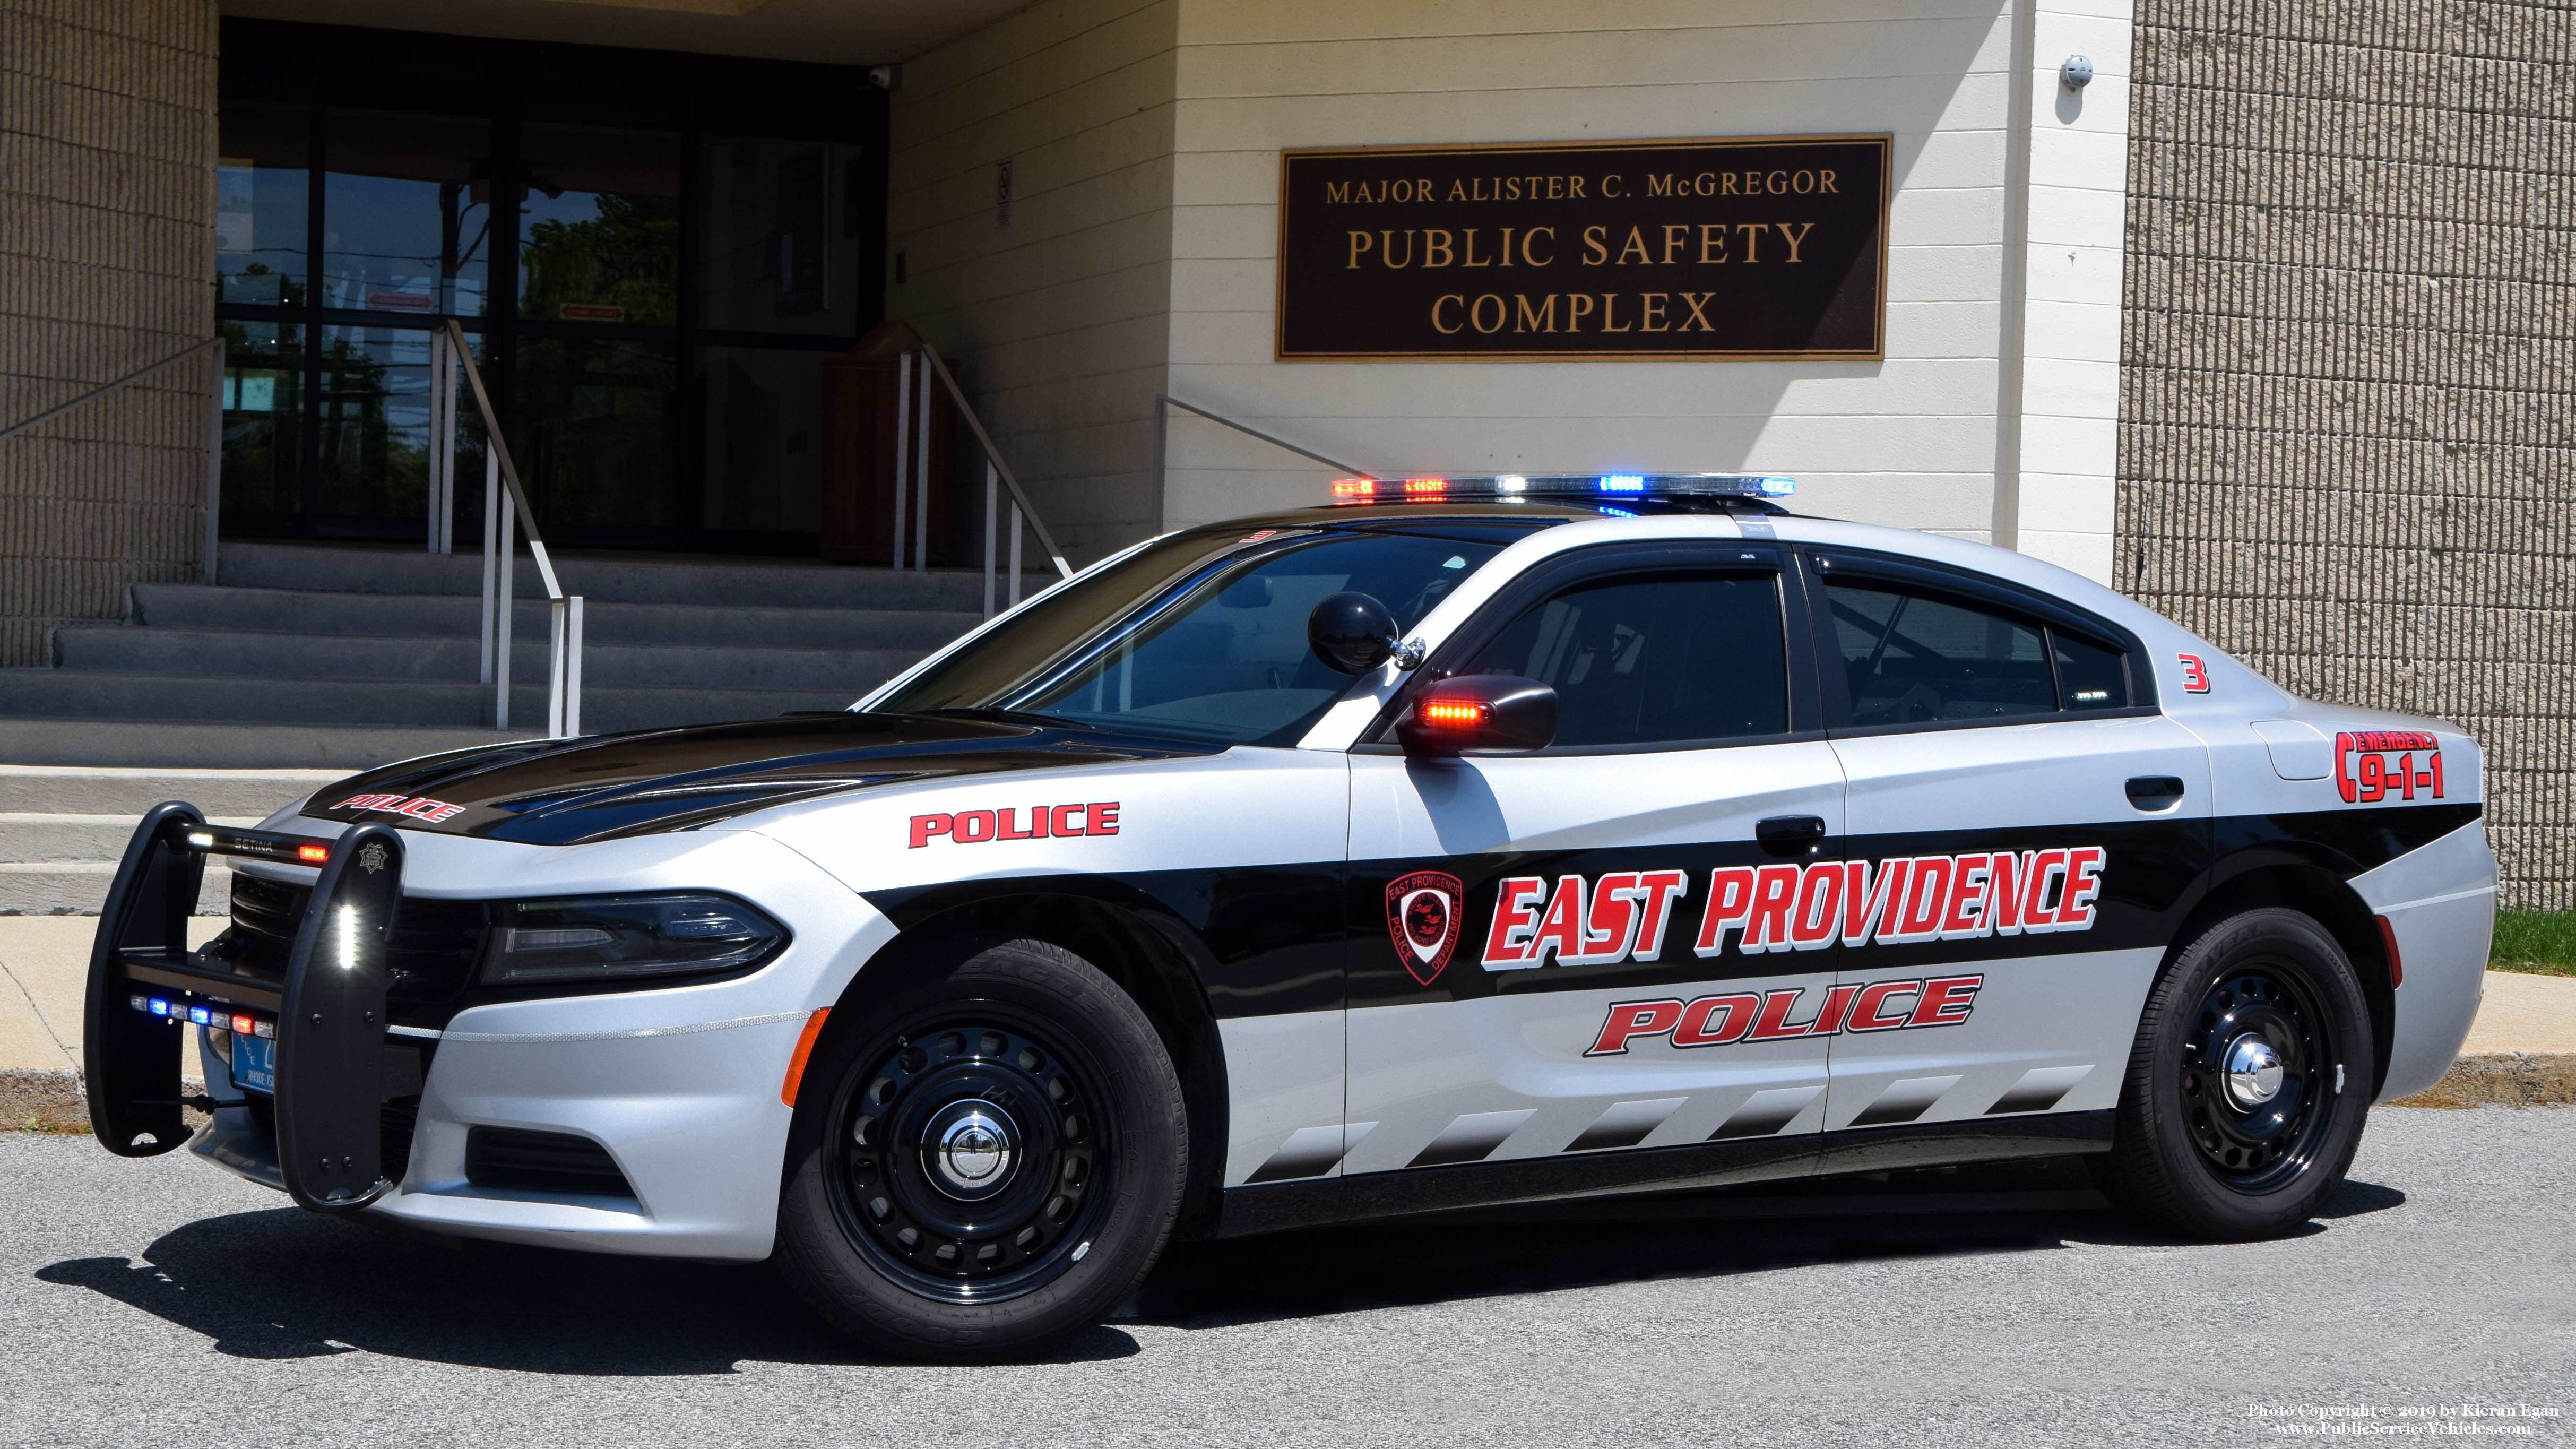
(774, 937, 1186, 1361)
(2093, 907, 2374, 1239)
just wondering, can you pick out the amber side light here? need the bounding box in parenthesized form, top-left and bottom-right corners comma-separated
(781, 1008, 832, 1106)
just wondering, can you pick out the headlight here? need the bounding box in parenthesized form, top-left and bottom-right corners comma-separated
(478, 893, 788, 986)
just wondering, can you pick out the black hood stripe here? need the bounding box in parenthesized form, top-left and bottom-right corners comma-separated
(301, 713, 1220, 846)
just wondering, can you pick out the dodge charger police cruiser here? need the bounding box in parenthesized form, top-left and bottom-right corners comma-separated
(84, 473, 2496, 1359)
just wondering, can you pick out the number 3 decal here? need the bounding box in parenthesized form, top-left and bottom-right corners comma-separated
(2177, 654, 2210, 694)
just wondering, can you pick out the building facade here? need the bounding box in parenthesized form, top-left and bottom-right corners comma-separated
(0, 0, 2565, 905)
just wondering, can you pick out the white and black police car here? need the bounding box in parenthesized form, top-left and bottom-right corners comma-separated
(87, 472, 2495, 1359)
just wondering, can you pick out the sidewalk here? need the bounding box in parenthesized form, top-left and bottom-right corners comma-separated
(3, 915, 2571, 1124)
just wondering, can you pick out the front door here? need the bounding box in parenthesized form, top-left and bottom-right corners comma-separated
(1340, 542, 1849, 1182)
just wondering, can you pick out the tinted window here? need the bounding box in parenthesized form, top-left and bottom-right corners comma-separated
(2054, 632, 2130, 711)
(1459, 571, 1787, 747)
(1827, 583, 2054, 724)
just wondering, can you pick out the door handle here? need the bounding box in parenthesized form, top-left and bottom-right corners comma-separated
(1756, 815, 1828, 858)
(2125, 775, 2186, 810)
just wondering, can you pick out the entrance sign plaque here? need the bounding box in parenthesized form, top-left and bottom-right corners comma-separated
(1277, 135, 1889, 361)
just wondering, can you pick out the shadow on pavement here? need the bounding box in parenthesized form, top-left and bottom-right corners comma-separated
(31, 1158, 2406, 1368)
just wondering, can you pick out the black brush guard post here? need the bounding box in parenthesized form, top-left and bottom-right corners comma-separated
(83, 810, 405, 1213)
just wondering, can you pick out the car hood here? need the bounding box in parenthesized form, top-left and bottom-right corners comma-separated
(295, 713, 1220, 846)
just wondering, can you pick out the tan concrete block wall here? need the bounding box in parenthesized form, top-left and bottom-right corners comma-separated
(2120, 0, 2575, 910)
(0, 0, 216, 668)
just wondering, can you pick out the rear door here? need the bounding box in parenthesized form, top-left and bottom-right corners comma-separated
(1326, 540, 1849, 1185)
(1803, 549, 2212, 1138)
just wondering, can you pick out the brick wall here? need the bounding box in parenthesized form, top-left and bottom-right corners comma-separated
(2120, 1, 2574, 910)
(0, 0, 217, 668)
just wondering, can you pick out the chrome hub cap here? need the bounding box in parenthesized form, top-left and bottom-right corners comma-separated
(2223, 1033, 2285, 1109)
(924, 1099, 1017, 1200)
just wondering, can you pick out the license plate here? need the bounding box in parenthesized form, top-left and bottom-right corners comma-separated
(230, 1031, 276, 1095)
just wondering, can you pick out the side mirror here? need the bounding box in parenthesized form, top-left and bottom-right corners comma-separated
(1309, 591, 1401, 675)
(1395, 675, 1559, 756)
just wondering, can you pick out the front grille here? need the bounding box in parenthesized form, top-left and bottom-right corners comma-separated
(212, 875, 488, 1025)
(464, 1127, 636, 1200)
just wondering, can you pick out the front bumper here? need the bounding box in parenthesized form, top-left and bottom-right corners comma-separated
(186, 821, 896, 1260)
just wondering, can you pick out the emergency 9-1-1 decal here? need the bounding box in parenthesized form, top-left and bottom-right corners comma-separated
(1483, 849, 2104, 971)
(2336, 731, 2442, 805)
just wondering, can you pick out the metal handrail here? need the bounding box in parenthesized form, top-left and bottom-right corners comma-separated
(1153, 394, 1372, 482)
(436, 320, 582, 736)
(1, 337, 223, 585)
(884, 343, 1074, 620)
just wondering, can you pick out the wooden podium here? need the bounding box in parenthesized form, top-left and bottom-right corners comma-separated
(819, 319, 963, 565)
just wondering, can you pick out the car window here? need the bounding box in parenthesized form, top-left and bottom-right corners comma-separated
(1826, 582, 2055, 724)
(1824, 577, 2136, 725)
(1457, 570, 1788, 748)
(2053, 631, 2131, 712)
(1005, 530, 1509, 745)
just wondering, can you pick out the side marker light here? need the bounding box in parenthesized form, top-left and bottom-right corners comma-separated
(2374, 915, 2403, 989)
(781, 1007, 832, 1106)
(1421, 701, 1488, 728)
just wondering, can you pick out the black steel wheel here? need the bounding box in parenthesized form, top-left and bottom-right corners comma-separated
(827, 1013, 1108, 1303)
(2095, 907, 2373, 1239)
(2176, 965, 2337, 1194)
(775, 937, 1185, 1360)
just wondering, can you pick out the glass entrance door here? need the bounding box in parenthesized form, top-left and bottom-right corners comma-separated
(214, 20, 888, 553)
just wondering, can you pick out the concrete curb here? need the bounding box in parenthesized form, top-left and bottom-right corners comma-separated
(3, 1067, 210, 1134)
(2388, 1053, 2576, 1109)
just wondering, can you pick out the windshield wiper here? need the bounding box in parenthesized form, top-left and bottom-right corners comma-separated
(916, 705, 1086, 730)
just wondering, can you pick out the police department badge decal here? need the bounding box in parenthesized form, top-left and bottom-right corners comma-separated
(1385, 870, 1464, 985)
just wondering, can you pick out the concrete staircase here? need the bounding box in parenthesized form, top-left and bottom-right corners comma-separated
(0, 765, 345, 914)
(1, 541, 1001, 740)
(0, 540, 1026, 910)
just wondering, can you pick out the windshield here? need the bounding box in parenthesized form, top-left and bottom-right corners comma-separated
(871, 519, 1543, 745)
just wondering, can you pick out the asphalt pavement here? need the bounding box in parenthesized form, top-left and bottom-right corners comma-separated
(2, 1107, 2570, 1448)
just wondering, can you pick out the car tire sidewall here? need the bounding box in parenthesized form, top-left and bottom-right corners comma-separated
(2107, 908, 2375, 1239)
(774, 937, 1186, 1360)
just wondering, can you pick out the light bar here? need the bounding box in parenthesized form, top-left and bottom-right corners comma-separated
(131, 992, 276, 1038)
(167, 823, 333, 867)
(1328, 473, 1793, 504)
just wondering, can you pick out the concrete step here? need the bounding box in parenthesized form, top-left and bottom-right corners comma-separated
(0, 861, 231, 916)
(0, 813, 267, 862)
(129, 583, 984, 651)
(0, 669, 857, 732)
(0, 765, 347, 817)
(53, 625, 926, 692)
(0, 720, 543, 770)
(218, 540, 1048, 611)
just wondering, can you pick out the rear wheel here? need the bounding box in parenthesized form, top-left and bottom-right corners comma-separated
(775, 938, 1185, 1359)
(2094, 908, 2373, 1238)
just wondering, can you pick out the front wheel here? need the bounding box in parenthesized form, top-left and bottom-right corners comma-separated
(775, 937, 1186, 1360)
(2094, 907, 2374, 1239)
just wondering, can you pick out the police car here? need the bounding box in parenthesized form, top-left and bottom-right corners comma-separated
(85, 472, 2495, 1360)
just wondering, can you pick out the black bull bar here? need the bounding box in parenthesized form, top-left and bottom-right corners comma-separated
(86, 803, 406, 1212)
